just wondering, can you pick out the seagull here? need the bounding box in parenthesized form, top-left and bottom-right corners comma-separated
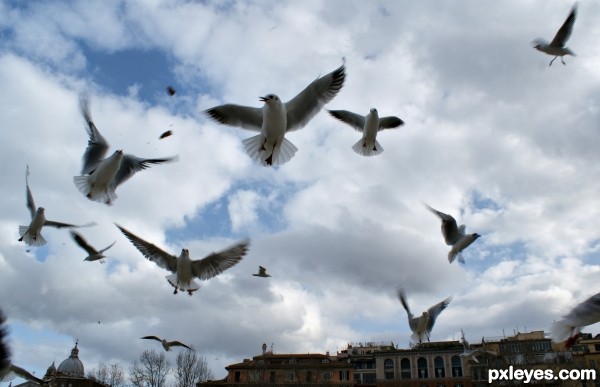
(204, 62, 346, 166)
(328, 108, 404, 156)
(253, 265, 271, 278)
(74, 96, 177, 205)
(18, 166, 93, 247)
(70, 230, 115, 263)
(116, 224, 249, 295)
(533, 4, 577, 66)
(551, 292, 600, 348)
(0, 310, 44, 384)
(397, 287, 452, 345)
(424, 203, 480, 264)
(140, 336, 191, 351)
(459, 328, 496, 364)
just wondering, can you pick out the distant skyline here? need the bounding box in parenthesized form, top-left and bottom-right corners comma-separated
(1, 0, 600, 382)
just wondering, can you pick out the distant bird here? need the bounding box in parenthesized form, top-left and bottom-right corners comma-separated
(205, 62, 346, 166)
(70, 230, 115, 263)
(253, 266, 271, 278)
(19, 166, 92, 247)
(73, 96, 177, 205)
(166, 86, 176, 96)
(116, 224, 249, 295)
(0, 310, 44, 384)
(533, 4, 577, 66)
(551, 292, 600, 347)
(159, 130, 173, 139)
(328, 108, 404, 156)
(141, 336, 191, 351)
(397, 287, 452, 345)
(424, 204, 480, 264)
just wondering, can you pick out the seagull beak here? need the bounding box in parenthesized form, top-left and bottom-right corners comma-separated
(259, 96, 268, 102)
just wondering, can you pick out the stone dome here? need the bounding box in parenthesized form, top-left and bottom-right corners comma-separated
(57, 343, 84, 377)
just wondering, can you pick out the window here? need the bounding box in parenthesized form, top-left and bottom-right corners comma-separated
(363, 373, 376, 383)
(307, 371, 312, 382)
(249, 371, 261, 382)
(451, 356, 462, 377)
(434, 356, 445, 378)
(418, 357, 428, 379)
(270, 371, 276, 383)
(322, 371, 332, 381)
(286, 372, 295, 382)
(401, 358, 411, 379)
(289, 358, 297, 364)
(234, 371, 240, 382)
(384, 358, 394, 380)
(339, 370, 349, 380)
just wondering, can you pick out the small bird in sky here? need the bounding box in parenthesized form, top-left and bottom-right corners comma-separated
(116, 224, 249, 295)
(424, 203, 480, 264)
(19, 166, 92, 247)
(70, 230, 115, 263)
(328, 108, 404, 156)
(74, 96, 177, 205)
(551, 292, 600, 348)
(166, 86, 176, 96)
(397, 287, 452, 345)
(204, 61, 346, 166)
(253, 266, 271, 278)
(533, 4, 577, 66)
(140, 336, 191, 351)
(0, 309, 44, 384)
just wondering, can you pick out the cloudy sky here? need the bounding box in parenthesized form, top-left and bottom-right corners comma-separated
(2, 0, 600, 381)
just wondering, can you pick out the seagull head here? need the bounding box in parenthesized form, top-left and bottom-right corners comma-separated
(472, 233, 482, 240)
(370, 108, 378, 113)
(37, 207, 45, 214)
(531, 38, 547, 50)
(259, 94, 280, 104)
(180, 248, 189, 258)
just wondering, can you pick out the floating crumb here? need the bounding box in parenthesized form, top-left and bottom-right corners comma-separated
(160, 130, 173, 139)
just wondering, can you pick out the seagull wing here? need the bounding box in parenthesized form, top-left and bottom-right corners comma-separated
(79, 96, 110, 175)
(141, 336, 162, 342)
(550, 5, 577, 47)
(423, 204, 462, 245)
(0, 310, 9, 375)
(98, 241, 116, 254)
(259, 266, 267, 275)
(191, 239, 250, 280)
(285, 63, 346, 131)
(168, 341, 191, 350)
(378, 116, 405, 130)
(426, 296, 453, 333)
(204, 104, 263, 131)
(328, 110, 366, 132)
(70, 230, 98, 255)
(397, 287, 412, 315)
(563, 292, 600, 328)
(111, 154, 177, 190)
(24, 166, 36, 219)
(116, 224, 178, 273)
(8, 364, 44, 384)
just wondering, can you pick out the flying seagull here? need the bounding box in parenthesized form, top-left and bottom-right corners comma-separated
(140, 336, 191, 351)
(253, 265, 271, 278)
(424, 203, 480, 264)
(0, 310, 44, 384)
(533, 4, 577, 66)
(397, 287, 452, 345)
(205, 62, 346, 166)
(19, 166, 93, 247)
(459, 328, 496, 364)
(70, 230, 115, 263)
(328, 108, 404, 156)
(116, 224, 249, 295)
(551, 292, 600, 348)
(73, 96, 177, 205)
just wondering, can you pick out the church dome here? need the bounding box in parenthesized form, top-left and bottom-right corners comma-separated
(57, 343, 84, 377)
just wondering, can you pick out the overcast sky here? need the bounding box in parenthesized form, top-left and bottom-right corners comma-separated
(1, 0, 600, 381)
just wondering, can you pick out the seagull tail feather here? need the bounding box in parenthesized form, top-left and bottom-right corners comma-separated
(242, 135, 298, 166)
(550, 320, 577, 343)
(18, 226, 46, 246)
(166, 274, 200, 292)
(352, 139, 384, 157)
(73, 175, 117, 205)
(273, 137, 298, 166)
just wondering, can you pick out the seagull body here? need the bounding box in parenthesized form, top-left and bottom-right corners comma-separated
(424, 204, 480, 264)
(19, 166, 90, 246)
(253, 266, 271, 277)
(74, 96, 176, 205)
(70, 230, 115, 263)
(328, 108, 404, 156)
(205, 62, 346, 166)
(397, 288, 452, 345)
(459, 329, 496, 364)
(116, 224, 249, 295)
(0, 310, 44, 384)
(533, 5, 577, 66)
(140, 336, 191, 351)
(551, 292, 600, 346)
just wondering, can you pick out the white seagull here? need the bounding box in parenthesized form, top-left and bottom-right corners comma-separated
(0, 310, 44, 384)
(19, 166, 93, 247)
(140, 336, 191, 351)
(397, 287, 452, 345)
(424, 203, 480, 264)
(253, 265, 271, 278)
(459, 328, 496, 364)
(116, 224, 249, 295)
(74, 96, 177, 205)
(204, 62, 346, 166)
(70, 230, 115, 263)
(328, 108, 404, 156)
(551, 292, 600, 348)
(533, 4, 577, 66)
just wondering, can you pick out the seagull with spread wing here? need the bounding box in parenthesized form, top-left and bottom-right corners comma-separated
(253, 266, 271, 278)
(19, 166, 93, 247)
(424, 203, 480, 264)
(141, 336, 191, 351)
(70, 230, 115, 263)
(205, 62, 346, 166)
(397, 287, 452, 345)
(328, 108, 404, 156)
(533, 4, 577, 66)
(73, 96, 177, 205)
(551, 292, 600, 348)
(116, 224, 249, 295)
(1, 310, 44, 384)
